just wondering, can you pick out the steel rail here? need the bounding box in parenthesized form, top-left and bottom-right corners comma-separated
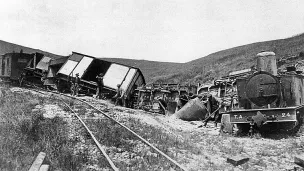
(61, 101, 119, 171)
(24, 87, 119, 171)
(25, 87, 187, 171)
(73, 97, 188, 171)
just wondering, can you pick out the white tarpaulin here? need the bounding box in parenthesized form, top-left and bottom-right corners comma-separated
(57, 60, 78, 76)
(103, 64, 129, 90)
(71, 57, 93, 78)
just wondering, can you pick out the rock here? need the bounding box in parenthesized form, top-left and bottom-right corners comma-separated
(220, 114, 233, 133)
(227, 155, 249, 166)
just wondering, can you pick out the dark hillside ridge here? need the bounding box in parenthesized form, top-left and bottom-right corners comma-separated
(104, 33, 304, 84)
(1, 33, 304, 84)
(0, 40, 63, 59)
(184, 33, 304, 83)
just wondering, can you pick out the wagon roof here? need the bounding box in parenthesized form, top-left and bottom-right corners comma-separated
(71, 51, 142, 70)
(36, 56, 52, 71)
(50, 56, 69, 66)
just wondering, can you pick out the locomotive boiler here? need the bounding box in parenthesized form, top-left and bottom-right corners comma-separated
(222, 51, 304, 134)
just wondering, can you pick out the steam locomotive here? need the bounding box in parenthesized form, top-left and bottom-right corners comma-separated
(222, 51, 304, 134)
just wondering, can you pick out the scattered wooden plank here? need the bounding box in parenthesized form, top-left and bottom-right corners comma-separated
(295, 155, 304, 168)
(39, 165, 49, 171)
(227, 155, 249, 166)
(29, 152, 46, 171)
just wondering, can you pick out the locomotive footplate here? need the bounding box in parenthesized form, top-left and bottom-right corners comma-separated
(225, 105, 304, 125)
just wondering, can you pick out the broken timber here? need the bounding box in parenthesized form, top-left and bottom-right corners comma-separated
(227, 155, 249, 166)
(28, 152, 49, 171)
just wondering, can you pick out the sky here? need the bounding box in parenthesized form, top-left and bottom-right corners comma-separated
(0, 0, 304, 63)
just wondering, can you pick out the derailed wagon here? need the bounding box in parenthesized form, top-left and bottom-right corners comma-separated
(136, 83, 197, 114)
(0, 52, 36, 84)
(221, 51, 304, 135)
(56, 52, 146, 107)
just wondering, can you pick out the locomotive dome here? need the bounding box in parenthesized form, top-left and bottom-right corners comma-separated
(256, 51, 276, 57)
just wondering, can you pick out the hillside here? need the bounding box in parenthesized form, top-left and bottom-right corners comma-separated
(105, 33, 304, 84)
(101, 58, 183, 83)
(2, 33, 304, 84)
(0, 40, 63, 59)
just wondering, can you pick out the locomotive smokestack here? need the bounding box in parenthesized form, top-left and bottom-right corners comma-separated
(256, 51, 277, 75)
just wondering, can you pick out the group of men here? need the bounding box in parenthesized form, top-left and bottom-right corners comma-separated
(95, 73, 123, 105)
(69, 72, 123, 105)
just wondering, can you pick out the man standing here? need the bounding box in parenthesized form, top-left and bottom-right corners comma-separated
(113, 84, 122, 106)
(95, 73, 104, 99)
(19, 72, 27, 87)
(41, 71, 48, 90)
(74, 73, 80, 96)
(202, 93, 221, 128)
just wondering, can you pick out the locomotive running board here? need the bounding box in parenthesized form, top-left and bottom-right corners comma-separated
(222, 105, 304, 124)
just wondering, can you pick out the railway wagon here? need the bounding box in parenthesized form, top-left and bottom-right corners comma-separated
(21, 53, 67, 87)
(56, 52, 146, 107)
(136, 84, 196, 114)
(0, 52, 36, 83)
(221, 51, 304, 134)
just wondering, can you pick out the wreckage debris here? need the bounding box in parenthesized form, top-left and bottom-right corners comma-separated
(175, 97, 208, 121)
(227, 155, 249, 166)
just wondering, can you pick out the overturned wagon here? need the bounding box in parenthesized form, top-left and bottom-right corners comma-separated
(56, 52, 145, 106)
(135, 83, 197, 114)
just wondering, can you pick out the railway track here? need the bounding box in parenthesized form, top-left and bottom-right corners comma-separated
(25, 87, 188, 171)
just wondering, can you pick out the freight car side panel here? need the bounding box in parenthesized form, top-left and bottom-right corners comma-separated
(0, 55, 11, 77)
(121, 68, 136, 93)
(103, 63, 130, 90)
(57, 60, 78, 76)
(71, 57, 94, 78)
(10, 55, 32, 80)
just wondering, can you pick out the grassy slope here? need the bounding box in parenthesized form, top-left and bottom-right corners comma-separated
(105, 33, 304, 84)
(1, 33, 304, 84)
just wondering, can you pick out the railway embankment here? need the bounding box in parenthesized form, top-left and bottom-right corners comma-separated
(1, 87, 304, 170)
(0, 87, 91, 170)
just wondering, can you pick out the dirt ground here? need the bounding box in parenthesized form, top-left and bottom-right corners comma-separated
(18, 88, 304, 170)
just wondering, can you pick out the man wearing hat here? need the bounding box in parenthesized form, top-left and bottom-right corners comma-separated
(74, 73, 80, 96)
(95, 73, 104, 99)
